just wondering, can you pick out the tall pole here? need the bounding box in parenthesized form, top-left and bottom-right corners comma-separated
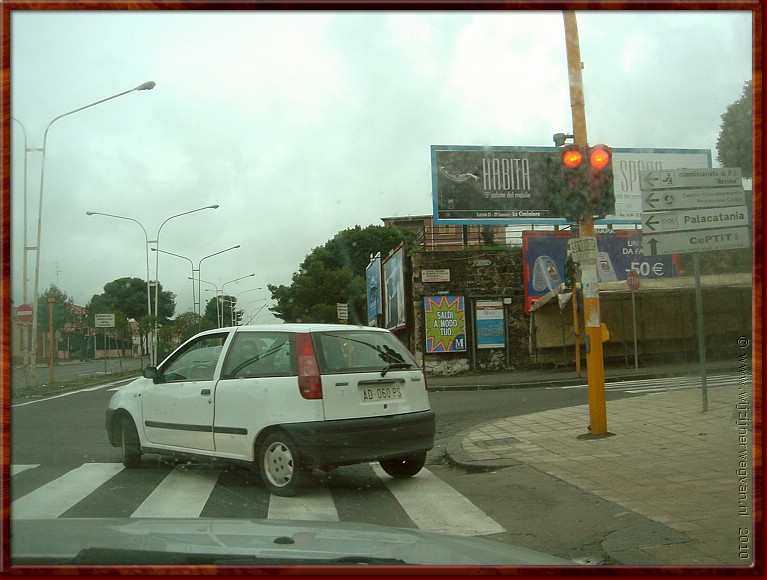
(152, 205, 219, 362)
(563, 11, 608, 435)
(24, 81, 155, 380)
(86, 212, 153, 364)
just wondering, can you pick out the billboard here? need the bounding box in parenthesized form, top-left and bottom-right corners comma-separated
(383, 244, 406, 331)
(366, 255, 382, 326)
(522, 230, 679, 313)
(475, 300, 505, 349)
(431, 145, 711, 225)
(424, 295, 467, 353)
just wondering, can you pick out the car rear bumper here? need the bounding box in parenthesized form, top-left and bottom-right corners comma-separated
(281, 410, 436, 467)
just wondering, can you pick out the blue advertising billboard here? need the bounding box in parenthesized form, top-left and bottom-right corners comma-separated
(522, 230, 678, 312)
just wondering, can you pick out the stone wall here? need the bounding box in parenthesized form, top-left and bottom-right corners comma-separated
(409, 247, 529, 375)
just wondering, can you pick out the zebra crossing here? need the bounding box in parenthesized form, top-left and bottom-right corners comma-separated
(10, 461, 504, 537)
(559, 373, 749, 394)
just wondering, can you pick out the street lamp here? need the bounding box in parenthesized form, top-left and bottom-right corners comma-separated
(86, 211, 152, 364)
(202, 273, 255, 327)
(154, 244, 239, 317)
(152, 204, 219, 362)
(19, 81, 155, 380)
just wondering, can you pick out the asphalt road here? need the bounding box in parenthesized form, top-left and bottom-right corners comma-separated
(9, 376, 675, 564)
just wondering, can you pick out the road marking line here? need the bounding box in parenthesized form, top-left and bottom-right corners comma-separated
(131, 467, 220, 518)
(370, 465, 504, 537)
(11, 463, 124, 519)
(11, 378, 136, 408)
(10, 464, 39, 476)
(267, 479, 339, 521)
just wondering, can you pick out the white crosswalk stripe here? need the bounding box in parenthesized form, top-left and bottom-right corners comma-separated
(10, 464, 38, 476)
(10, 462, 503, 537)
(370, 463, 504, 536)
(130, 467, 221, 518)
(267, 480, 339, 521)
(12, 463, 124, 519)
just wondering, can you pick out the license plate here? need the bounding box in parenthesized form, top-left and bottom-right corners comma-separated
(360, 385, 403, 402)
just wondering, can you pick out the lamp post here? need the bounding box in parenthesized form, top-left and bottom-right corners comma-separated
(20, 81, 155, 380)
(220, 274, 256, 327)
(11, 117, 32, 382)
(152, 205, 219, 362)
(86, 211, 152, 364)
(230, 288, 263, 326)
(154, 244, 240, 318)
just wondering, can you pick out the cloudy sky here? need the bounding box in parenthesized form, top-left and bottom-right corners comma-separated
(8, 8, 752, 323)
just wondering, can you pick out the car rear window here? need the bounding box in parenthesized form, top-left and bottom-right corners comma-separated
(313, 331, 417, 374)
(221, 332, 296, 379)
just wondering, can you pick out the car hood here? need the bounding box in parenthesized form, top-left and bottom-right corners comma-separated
(11, 518, 574, 567)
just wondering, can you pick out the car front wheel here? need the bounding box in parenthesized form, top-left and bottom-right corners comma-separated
(258, 432, 308, 496)
(379, 451, 426, 478)
(120, 415, 142, 468)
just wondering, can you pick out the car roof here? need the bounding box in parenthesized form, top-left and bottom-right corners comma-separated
(196, 323, 391, 337)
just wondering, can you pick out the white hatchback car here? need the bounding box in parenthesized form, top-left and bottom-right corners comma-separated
(106, 324, 435, 496)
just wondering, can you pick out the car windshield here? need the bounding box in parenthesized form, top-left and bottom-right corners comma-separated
(6, 4, 755, 573)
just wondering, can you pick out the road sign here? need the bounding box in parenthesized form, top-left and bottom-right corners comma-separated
(640, 167, 742, 191)
(627, 270, 640, 292)
(641, 187, 746, 212)
(15, 304, 34, 324)
(336, 303, 349, 320)
(642, 206, 750, 233)
(642, 226, 750, 256)
(94, 313, 116, 328)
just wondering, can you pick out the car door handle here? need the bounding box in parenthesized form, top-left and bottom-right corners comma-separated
(200, 389, 211, 396)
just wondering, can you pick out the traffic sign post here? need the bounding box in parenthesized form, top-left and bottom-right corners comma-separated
(15, 304, 34, 324)
(640, 167, 750, 411)
(627, 270, 640, 370)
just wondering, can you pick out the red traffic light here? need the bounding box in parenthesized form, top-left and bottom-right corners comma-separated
(589, 144, 612, 170)
(561, 145, 583, 169)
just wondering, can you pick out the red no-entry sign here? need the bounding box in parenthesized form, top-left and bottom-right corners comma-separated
(15, 303, 34, 324)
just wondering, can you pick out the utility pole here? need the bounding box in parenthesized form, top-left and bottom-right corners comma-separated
(563, 11, 608, 436)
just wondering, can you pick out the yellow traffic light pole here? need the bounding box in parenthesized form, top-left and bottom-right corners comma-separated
(563, 11, 608, 435)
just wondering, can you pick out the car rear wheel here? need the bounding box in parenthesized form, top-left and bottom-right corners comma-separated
(120, 415, 141, 468)
(259, 432, 307, 496)
(379, 451, 426, 478)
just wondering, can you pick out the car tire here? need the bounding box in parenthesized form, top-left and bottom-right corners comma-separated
(120, 415, 142, 468)
(259, 432, 307, 496)
(379, 451, 426, 478)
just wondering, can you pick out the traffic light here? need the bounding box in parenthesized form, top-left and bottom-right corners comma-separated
(564, 252, 577, 290)
(586, 144, 615, 218)
(544, 143, 615, 221)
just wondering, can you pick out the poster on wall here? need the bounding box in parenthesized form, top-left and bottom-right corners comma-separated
(366, 255, 382, 326)
(522, 230, 678, 313)
(475, 300, 505, 349)
(383, 244, 406, 331)
(424, 295, 467, 353)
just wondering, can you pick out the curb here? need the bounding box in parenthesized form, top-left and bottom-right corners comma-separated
(443, 429, 520, 472)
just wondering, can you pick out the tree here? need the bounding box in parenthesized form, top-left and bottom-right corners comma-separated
(87, 277, 176, 323)
(203, 295, 241, 328)
(716, 80, 752, 179)
(268, 225, 415, 324)
(88, 277, 176, 361)
(36, 284, 75, 332)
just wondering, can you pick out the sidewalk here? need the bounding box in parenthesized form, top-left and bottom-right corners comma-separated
(435, 362, 753, 566)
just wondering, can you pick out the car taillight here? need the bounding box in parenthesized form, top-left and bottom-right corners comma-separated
(296, 333, 322, 399)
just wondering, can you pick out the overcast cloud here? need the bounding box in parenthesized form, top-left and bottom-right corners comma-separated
(7, 9, 752, 323)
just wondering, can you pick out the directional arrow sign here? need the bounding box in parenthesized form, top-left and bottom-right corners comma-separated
(642, 226, 750, 256)
(641, 187, 746, 212)
(642, 206, 749, 233)
(640, 168, 742, 191)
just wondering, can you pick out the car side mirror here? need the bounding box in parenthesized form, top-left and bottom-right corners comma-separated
(142, 366, 163, 384)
